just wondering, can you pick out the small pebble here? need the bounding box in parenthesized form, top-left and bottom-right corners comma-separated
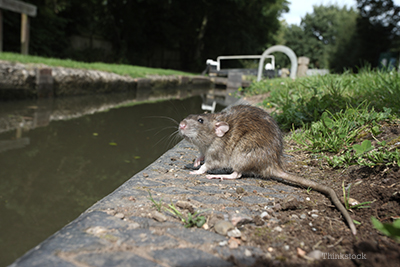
(151, 211, 167, 222)
(306, 197, 311, 201)
(291, 214, 299, 219)
(115, 213, 125, 219)
(227, 228, 242, 238)
(311, 214, 318, 218)
(128, 222, 140, 229)
(265, 252, 272, 259)
(219, 240, 228, 246)
(105, 209, 116, 216)
(273, 226, 283, 232)
(260, 211, 270, 219)
(231, 215, 253, 226)
(228, 237, 240, 249)
(284, 245, 290, 251)
(244, 249, 252, 257)
(307, 250, 324, 260)
(297, 247, 306, 257)
(214, 220, 234, 235)
(86, 226, 107, 235)
(300, 214, 307, 219)
(312, 227, 317, 232)
(176, 201, 194, 212)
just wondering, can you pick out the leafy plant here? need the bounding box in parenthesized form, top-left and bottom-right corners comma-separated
(164, 202, 207, 228)
(371, 217, 400, 242)
(352, 140, 374, 156)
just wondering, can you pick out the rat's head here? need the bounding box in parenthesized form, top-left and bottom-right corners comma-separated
(179, 113, 229, 147)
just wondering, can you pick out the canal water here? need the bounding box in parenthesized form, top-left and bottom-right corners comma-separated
(0, 91, 225, 266)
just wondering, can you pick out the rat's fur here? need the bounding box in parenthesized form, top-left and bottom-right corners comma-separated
(179, 104, 356, 235)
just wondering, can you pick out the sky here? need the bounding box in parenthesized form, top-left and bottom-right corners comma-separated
(280, 0, 400, 25)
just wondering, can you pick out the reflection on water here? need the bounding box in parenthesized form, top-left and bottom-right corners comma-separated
(0, 91, 227, 266)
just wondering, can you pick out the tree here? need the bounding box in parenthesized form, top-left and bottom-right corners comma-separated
(2, 0, 290, 72)
(280, 4, 357, 69)
(353, 0, 400, 68)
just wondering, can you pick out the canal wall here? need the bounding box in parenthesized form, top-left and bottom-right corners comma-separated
(0, 60, 212, 99)
(9, 136, 301, 267)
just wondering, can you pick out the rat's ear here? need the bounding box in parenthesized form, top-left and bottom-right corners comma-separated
(214, 121, 229, 137)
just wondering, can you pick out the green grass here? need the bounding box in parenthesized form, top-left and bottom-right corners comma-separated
(245, 67, 400, 130)
(244, 67, 400, 169)
(0, 52, 194, 78)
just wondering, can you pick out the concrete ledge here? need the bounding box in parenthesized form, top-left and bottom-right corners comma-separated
(10, 140, 299, 267)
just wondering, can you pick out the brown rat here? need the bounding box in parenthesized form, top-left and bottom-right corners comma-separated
(179, 104, 357, 235)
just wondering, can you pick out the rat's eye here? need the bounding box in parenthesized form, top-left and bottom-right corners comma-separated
(197, 118, 204, 124)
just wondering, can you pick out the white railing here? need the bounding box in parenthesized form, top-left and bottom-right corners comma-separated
(215, 55, 275, 71)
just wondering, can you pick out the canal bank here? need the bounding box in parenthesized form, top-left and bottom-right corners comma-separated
(0, 60, 212, 100)
(9, 132, 303, 267)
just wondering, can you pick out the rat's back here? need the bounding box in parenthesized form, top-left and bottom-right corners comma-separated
(215, 105, 284, 176)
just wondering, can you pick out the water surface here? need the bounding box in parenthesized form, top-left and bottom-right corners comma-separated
(0, 93, 221, 266)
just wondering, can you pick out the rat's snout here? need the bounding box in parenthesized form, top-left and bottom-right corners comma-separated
(179, 121, 187, 131)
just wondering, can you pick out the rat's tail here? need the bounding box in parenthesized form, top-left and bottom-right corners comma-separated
(273, 169, 357, 235)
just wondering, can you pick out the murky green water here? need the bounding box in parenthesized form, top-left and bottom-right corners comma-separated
(0, 92, 224, 266)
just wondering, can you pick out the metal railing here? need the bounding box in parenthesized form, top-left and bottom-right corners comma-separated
(216, 55, 275, 71)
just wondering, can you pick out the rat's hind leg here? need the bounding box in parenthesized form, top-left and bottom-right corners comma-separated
(206, 171, 242, 181)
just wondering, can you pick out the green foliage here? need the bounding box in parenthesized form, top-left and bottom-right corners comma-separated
(279, 0, 400, 72)
(289, 102, 400, 168)
(3, 0, 289, 71)
(371, 217, 400, 242)
(353, 0, 400, 70)
(247, 69, 400, 131)
(164, 202, 207, 228)
(280, 4, 358, 70)
(267, 74, 355, 130)
(290, 103, 383, 153)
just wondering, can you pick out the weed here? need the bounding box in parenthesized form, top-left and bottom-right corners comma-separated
(164, 202, 207, 228)
(147, 191, 207, 228)
(148, 191, 163, 212)
(371, 217, 400, 242)
(342, 181, 374, 210)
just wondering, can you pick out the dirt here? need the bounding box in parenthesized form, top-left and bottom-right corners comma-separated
(237, 95, 400, 266)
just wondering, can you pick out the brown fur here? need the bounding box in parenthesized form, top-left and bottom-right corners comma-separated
(179, 104, 356, 235)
